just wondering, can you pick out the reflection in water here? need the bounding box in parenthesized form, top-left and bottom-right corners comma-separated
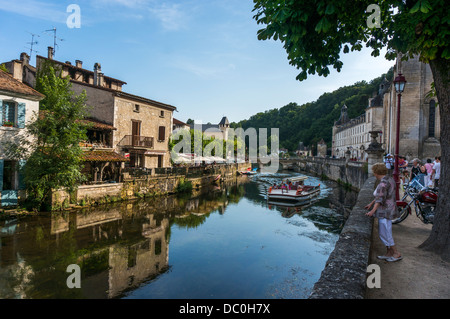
(0, 173, 357, 299)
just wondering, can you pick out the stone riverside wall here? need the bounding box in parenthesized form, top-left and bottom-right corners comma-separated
(51, 162, 250, 210)
(294, 157, 369, 191)
(309, 176, 376, 299)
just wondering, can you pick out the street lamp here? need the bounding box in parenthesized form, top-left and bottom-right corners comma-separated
(393, 73, 407, 200)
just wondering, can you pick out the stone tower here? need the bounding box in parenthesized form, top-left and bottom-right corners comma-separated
(382, 55, 440, 160)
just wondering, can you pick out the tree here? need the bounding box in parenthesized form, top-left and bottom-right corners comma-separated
(6, 61, 89, 210)
(252, 0, 449, 260)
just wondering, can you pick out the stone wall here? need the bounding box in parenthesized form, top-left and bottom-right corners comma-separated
(309, 176, 376, 299)
(51, 162, 251, 210)
(294, 157, 369, 191)
(114, 96, 173, 168)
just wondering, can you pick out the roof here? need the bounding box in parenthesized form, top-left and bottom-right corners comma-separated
(71, 80, 177, 112)
(114, 91, 177, 111)
(80, 118, 117, 131)
(36, 55, 176, 112)
(36, 55, 127, 85)
(189, 123, 221, 132)
(82, 150, 129, 162)
(335, 104, 349, 126)
(219, 117, 229, 126)
(0, 69, 45, 101)
(173, 118, 188, 126)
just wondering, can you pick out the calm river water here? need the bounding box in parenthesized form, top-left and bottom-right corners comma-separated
(0, 171, 357, 299)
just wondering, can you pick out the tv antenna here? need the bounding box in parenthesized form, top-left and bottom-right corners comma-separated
(43, 27, 64, 56)
(26, 32, 40, 58)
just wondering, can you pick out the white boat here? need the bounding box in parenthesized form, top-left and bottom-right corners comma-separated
(267, 176, 320, 203)
(239, 167, 258, 175)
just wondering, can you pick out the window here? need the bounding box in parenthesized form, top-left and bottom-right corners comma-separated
(1, 101, 25, 128)
(158, 126, 166, 141)
(134, 104, 140, 113)
(429, 100, 436, 138)
(160, 110, 165, 118)
(1, 102, 16, 126)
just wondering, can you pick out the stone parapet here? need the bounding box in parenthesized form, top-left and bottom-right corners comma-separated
(309, 176, 376, 299)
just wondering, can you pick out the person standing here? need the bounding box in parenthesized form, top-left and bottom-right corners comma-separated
(410, 159, 421, 181)
(384, 154, 394, 174)
(432, 156, 441, 188)
(424, 159, 434, 187)
(365, 163, 402, 262)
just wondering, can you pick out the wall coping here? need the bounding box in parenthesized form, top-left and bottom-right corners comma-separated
(77, 183, 124, 190)
(309, 176, 376, 299)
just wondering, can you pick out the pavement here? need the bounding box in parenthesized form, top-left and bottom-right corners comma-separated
(366, 203, 450, 299)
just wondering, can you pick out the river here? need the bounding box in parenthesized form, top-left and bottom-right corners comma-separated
(0, 171, 357, 299)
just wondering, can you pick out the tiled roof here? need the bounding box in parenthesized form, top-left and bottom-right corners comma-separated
(0, 69, 45, 100)
(82, 150, 129, 162)
(36, 55, 127, 84)
(173, 118, 188, 126)
(79, 118, 117, 131)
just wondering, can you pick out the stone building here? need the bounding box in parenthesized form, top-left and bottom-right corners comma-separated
(189, 116, 230, 141)
(3, 48, 177, 171)
(317, 139, 327, 157)
(381, 54, 440, 159)
(332, 55, 440, 161)
(173, 118, 190, 132)
(0, 69, 45, 206)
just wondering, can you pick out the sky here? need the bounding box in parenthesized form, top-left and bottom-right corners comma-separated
(0, 0, 395, 125)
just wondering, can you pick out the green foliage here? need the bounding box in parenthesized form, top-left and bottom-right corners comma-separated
(0, 63, 8, 73)
(176, 179, 193, 194)
(170, 128, 244, 159)
(6, 60, 90, 210)
(232, 69, 393, 151)
(252, 0, 449, 80)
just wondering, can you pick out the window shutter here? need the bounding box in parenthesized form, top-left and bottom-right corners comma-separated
(0, 159, 4, 192)
(0, 100, 3, 124)
(18, 160, 26, 190)
(17, 103, 26, 128)
(159, 126, 166, 141)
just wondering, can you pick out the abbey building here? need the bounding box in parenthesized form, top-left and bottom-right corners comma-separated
(332, 55, 440, 161)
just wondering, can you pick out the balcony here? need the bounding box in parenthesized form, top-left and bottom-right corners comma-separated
(119, 135, 154, 149)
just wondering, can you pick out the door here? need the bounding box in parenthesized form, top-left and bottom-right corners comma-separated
(158, 155, 163, 168)
(132, 120, 141, 146)
(0, 160, 18, 207)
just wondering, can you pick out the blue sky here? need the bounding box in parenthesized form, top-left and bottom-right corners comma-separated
(0, 0, 394, 124)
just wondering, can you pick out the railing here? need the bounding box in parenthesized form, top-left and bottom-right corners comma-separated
(119, 135, 154, 148)
(123, 162, 244, 180)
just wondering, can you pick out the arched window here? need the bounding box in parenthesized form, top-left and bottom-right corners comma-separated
(429, 100, 436, 138)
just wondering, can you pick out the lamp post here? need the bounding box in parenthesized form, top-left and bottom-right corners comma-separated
(393, 73, 407, 200)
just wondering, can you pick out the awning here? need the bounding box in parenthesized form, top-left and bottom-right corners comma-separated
(144, 150, 167, 156)
(83, 150, 129, 162)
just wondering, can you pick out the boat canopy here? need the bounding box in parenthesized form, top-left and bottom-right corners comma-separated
(282, 176, 308, 183)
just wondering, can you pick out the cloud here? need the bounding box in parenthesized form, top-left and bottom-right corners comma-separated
(148, 3, 187, 31)
(0, 0, 66, 23)
(92, 0, 153, 8)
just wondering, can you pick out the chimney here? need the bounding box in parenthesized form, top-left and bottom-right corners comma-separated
(75, 60, 83, 68)
(94, 63, 102, 86)
(98, 72, 104, 87)
(48, 46, 54, 60)
(20, 52, 30, 65)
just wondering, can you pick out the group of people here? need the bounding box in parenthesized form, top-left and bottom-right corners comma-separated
(272, 179, 303, 191)
(409, 157, 441, 188)
(384, 154, 441, 189)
